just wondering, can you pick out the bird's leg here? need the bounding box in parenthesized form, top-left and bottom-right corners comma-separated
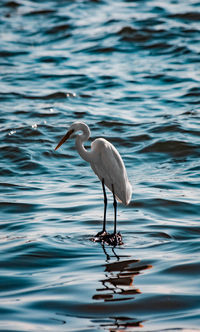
(108, 184, 123, 246)
(94, 178, 109, 238)
(112, 184, 117, 234)
(91, 182, 122, 245)
(102, 178, 107, 233)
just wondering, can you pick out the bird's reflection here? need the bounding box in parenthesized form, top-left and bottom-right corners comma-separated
(92, 244, 152, 330)
(99, 317, 144, 330)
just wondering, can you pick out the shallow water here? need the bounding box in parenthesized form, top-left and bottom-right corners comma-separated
(0, 0, 200, 331)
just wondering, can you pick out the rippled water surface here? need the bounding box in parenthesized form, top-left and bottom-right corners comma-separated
(1, 0, 200, 331)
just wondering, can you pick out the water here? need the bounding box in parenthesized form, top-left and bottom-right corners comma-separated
(0, 0, 200, 330)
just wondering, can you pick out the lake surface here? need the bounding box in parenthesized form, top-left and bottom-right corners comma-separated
(0, 0, 200, 331)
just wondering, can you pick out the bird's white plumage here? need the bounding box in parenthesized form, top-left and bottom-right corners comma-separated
(90, 138, 131, 205)
(55, 121, 132, 206)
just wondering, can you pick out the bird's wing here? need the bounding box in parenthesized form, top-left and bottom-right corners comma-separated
(90, 138, 132, 205)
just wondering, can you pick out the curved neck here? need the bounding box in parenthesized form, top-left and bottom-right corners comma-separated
(75, 124, 91, 163)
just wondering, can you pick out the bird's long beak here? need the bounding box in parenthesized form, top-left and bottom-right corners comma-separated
(55, 129, 74, 151)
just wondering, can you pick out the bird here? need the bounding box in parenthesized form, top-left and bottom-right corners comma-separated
(55, 121, 132, 245)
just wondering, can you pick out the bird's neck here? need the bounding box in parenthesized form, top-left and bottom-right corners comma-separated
(75, 128, 91, 163)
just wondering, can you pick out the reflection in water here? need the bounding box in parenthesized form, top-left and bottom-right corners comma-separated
(92, 245, 152, 330)
(99, 317, 144, 330)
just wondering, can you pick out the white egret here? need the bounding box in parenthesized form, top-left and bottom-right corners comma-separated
(55, 122, 132, 245)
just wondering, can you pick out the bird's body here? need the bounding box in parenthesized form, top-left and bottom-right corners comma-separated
(55, 121, 132, 245)
(90, 138, 131, 205)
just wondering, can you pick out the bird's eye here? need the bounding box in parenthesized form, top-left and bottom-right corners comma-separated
(76, 130, 83, 135)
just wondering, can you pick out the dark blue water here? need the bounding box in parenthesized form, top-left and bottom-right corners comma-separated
(1, 0, 200, 331)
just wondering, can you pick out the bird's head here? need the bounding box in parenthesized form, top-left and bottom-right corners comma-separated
(55, 122, 89, 151)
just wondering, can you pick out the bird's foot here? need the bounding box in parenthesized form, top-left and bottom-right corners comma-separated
(91, 231, 110, 243)
(95, 230, 108, 237)
(104, 232, 123, 246)
(91, 231, 123, 246)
